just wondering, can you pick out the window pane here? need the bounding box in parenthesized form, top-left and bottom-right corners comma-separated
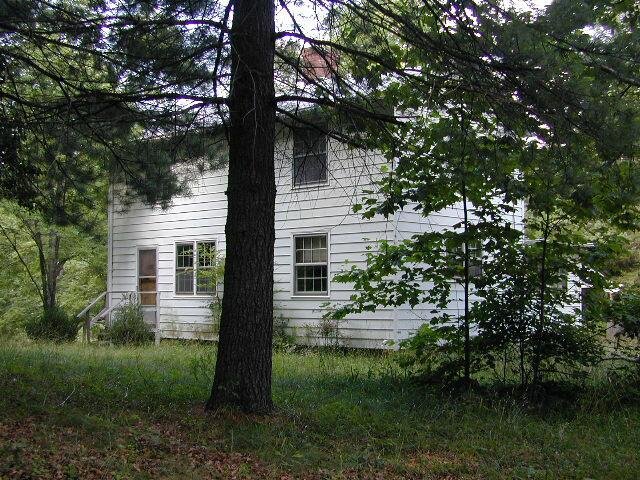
(197, 241, 216, 268)
(176, 244, 194, 269)
(312, 248, 327, 263)
(176, 270, 193, 294)
(138, 249, 156, 276)
(196, 271, 215, 294)
(139, 277, 156, 306)
(293, 128, 327, 186)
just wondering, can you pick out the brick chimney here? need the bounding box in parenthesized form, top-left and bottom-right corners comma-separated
(301, 47, 338, 80)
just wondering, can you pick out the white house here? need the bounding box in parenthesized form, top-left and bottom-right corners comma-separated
(105, 126, 526, 348)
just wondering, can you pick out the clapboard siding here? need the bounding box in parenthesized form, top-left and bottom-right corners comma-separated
(108, 134, 525, 348)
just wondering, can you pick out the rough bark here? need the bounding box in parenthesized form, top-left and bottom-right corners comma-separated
(207, 0, 276, 413)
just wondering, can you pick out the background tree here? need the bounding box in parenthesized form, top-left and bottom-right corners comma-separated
(3, 0, 640, 407)
(331, 0, 640, 386)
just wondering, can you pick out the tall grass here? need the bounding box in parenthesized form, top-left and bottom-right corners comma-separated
(0, 340, 638, 479)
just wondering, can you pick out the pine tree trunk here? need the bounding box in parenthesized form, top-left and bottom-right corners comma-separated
(207, 0, 276, 413)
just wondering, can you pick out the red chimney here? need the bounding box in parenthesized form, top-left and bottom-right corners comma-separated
(301, 47, 338, 80)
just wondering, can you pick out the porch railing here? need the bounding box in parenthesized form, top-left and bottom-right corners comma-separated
(78, 290, 160, 345)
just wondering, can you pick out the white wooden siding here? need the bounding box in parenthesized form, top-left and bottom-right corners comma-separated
(108, 133, 525, 348)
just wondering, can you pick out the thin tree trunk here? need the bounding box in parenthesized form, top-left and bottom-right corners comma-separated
(462, 178, 471, 384)
(33, 231, 53, 311)
(532, 214, 550, 387)
(47, 232, 61, 309)
(207, 0, 276, 413)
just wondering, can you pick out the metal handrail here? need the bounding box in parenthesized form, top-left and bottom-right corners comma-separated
(77, 292, 106, 318)
(77, 290, 141, 319)
(79, 290, 160, 344)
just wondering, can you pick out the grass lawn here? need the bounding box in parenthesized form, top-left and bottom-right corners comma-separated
(0, 341, 638, 479)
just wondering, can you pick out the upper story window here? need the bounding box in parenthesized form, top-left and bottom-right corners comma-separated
(294, 234, 328, 295)
(293, 128, 328, 186)
(175, 240, 217, 295)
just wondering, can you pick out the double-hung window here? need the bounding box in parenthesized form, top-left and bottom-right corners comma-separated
(294, 234, 328, 295)
(467, 241, 483, 278)
(451, 241, 483, 279)
(293, 128, 328, 186)
(175, 240, 217, 295)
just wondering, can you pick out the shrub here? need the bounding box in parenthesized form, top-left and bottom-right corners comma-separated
(398, 323, 482, 385)
(104, 300, 153, 345)
(606, 286, 640, 340)
(208, 296, 222, 336)
(273, 313, 295, 349)
(25, 306, 79, 342)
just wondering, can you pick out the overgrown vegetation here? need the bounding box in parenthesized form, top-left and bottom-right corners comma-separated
(103, 300, 153, 346)
(0, 341, 638, 479)
(24, 306, 79, 342)
(332, 0, 640, 390)
(0, 202, 106, 337)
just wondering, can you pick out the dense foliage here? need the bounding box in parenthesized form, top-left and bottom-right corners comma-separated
(332, 0, 640, 388)
(24, 306, 79, 342)
(104, 300, 154, 346)
(0, 202, 106, 336)
(2, 0, 640, 407)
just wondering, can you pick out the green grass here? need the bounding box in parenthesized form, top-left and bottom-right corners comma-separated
(0, 341, 638, 479)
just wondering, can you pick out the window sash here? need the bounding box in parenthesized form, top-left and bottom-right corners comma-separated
(175, 241, 216, 295)
(175, 243, 194, 294)
(293, 129, 328, 186)
(294, 234, 328, 295)
(196, 241, 216, 294)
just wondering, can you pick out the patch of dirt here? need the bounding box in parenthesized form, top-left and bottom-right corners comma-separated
(0, 417, 273, 479)
(0, 413, 473, 479)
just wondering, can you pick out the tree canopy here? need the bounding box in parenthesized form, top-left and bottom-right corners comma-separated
(2, 0, 640, 406)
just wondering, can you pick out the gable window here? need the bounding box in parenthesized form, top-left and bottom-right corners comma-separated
(293, 128, 328, 186)
(294, 234, 328, 295)
(175, 240, 217, 295)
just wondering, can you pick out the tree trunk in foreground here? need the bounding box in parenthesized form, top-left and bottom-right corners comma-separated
(207, 0, 276, 413)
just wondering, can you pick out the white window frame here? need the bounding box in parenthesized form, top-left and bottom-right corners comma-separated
(291, 232, 330, 298)
(173, 239, 218, 297)
(136, 245, 158, 306)
(292, 128, 330, 188)
(450, 241, 483, 281)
